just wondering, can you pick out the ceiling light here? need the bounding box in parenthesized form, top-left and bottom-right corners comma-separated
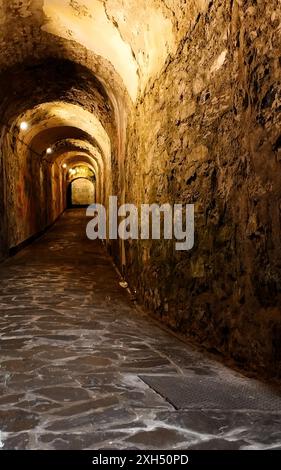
(46, 147, 53, 155)
(62, 164, 67, 169)
(20, 121, 29, 131)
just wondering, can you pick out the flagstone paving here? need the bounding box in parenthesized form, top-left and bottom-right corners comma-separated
(0, 210, 281, 450)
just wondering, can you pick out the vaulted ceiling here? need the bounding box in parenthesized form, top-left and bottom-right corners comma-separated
(0, 0, 210, 205)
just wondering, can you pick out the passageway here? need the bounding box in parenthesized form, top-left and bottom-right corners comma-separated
(0, 0, 281, 451)
(0, 211, 281, 450)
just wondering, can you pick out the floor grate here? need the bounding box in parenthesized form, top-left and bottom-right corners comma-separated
(140, 375, 281, 411)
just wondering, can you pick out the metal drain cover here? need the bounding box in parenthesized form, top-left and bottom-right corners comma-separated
(140, 375, 281, 411)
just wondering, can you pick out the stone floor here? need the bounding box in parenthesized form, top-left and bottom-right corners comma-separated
(0, 210, 281, 450)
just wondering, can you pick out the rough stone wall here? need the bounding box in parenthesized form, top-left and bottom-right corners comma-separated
(2, 130, 64, 249)
(124, 0, 281, 377)
(51, 162, 65, 224)
(0, 130, 6, 259)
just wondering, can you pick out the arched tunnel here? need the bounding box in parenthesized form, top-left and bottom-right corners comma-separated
(0, 0, 281, 453)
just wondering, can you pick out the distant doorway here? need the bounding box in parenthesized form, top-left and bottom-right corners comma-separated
(67, 178, 95, 208)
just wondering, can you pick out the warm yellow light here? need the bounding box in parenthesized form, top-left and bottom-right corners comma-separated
(62, 163, 67, 169)
(46, 147, 53, 154)
(20, 121, 29, 131)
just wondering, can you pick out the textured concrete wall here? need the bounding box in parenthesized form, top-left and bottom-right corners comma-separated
(124, 0, 281, 376)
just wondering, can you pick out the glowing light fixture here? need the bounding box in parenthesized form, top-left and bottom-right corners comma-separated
(62, 163, 67, 169)
(20, 121, 29, 131)
(46, 147, 53, 155)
